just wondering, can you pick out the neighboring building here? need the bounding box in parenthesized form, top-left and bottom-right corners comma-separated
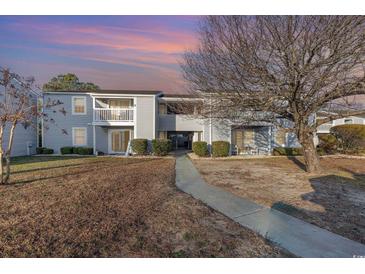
(317, 114, 365, 134)
(42, 90, 303, 155)
(0, 75, 40, 157)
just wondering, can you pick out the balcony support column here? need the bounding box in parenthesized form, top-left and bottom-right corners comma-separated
(93, 124, 97, 156)
(92, 96, 96, 122)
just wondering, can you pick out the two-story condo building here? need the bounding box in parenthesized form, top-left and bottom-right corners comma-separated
(42, 89, 305, 155)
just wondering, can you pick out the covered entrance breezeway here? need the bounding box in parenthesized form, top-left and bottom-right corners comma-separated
(167, 131, 194, 150)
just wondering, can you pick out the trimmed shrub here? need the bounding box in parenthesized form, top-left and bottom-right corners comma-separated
(316, 147, 326, 156)
(330, 124, 365, 153)
(76, 147, 94, 155)
(192, 141, 209, 157)
(72, 147, 80, 154)
(42, 148, 54, 154)
(60, 146, 74, 154)
(131, 139, 148, 155)
(36, 147, 45, 154)
(272, 147, 303, 156)
(317, 134, 338, 154)
(152, 139, 172, 156)
(212, 141, 230, 157)
(36, 147, 54, 154)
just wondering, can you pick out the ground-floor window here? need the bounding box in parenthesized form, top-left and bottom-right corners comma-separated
(72, 127, 87, 146)
(232, 128, 255, 150)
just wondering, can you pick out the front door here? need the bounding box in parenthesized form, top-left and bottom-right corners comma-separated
(109, 130, 131, 154)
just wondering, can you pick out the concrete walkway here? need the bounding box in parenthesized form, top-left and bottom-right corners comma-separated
(175, 155, 365, 258)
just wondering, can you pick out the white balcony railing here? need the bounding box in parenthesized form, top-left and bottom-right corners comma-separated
(94, 108, 134, 122)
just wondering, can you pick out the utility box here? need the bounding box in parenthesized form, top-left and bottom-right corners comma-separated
(26, 141, 33, 156)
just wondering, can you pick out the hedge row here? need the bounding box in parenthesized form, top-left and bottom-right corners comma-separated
(192, 141, 230, 157)
(192, 141, 209, 157)
(152, 139, 172, 156)
(212, 141, 230, 157)
(317, 134, 338, 153)
(330, 124, 365, 153)
(131, 139, 148, 155)
(60, 146, 93, 155)
(131, 138, 172, 156)
(36, 147, 54, 154)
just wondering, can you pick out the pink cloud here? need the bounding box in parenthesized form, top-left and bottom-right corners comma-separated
(1, 17, 199, 92)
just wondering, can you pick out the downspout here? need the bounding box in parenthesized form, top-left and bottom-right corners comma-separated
(209, 92, 213, 157)
(92, 96, 97, 155)
(268, 126, 272, 155)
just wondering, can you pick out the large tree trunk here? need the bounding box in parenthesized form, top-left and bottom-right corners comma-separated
(0, 125, 3, 184)
(299, 131, 321, 173)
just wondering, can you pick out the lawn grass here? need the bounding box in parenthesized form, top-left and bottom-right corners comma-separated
(193, 156, 365, 244)
(0, 156, 288, 257)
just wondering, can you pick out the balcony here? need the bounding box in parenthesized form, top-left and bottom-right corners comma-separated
(93, 108, 134, 126)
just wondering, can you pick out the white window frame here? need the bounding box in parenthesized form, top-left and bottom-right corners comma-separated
(72, 127, 87, 146)
(72, 96, 87, 115)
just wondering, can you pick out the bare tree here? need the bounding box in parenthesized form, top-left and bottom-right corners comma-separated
(181, 16, 365, 172)
(0, 68, 64, 184)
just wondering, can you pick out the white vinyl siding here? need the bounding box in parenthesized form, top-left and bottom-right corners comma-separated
(72, 127, 87, 146)
(72, 96, 87, 115)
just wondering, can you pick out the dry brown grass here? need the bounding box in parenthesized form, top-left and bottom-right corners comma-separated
(193, 156, 365, 244)
(0, 156, 287, 257)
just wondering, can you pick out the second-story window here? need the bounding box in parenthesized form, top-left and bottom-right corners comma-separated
(72, 96, 86, 115)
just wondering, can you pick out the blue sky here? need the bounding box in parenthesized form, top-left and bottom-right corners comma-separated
(0, 16, 200, 92)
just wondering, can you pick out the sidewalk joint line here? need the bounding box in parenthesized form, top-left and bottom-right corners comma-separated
(233, 208, 264, 219)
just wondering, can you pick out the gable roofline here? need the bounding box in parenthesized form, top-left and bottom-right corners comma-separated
(0, 67, 41, 97)
(161, 93, 199, 98)
(43, 89, 163, 96)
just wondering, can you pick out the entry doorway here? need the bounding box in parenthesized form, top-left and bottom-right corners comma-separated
(108, 129, 133, 154)
(167, 131, 193, 150)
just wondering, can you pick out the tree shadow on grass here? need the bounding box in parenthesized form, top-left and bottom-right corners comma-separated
(5, 158, 161, 186)
(271, 171, 365, 244)
(10, 156, 92, 165)
(285, 156, 307, 172)
(11, 162, 101, 175)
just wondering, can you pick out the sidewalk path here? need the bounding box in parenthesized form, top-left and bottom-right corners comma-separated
(175, 155, 365, 258)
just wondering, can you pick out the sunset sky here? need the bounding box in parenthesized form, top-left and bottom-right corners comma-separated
(0, 16, 200, 93)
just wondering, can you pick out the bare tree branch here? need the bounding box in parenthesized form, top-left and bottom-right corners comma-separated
(181, 16, 365, 172)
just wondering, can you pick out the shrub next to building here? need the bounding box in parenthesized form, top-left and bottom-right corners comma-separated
(60, 146, 93, 155)
(36, 147, 54, 154)
(212, 141, 230, 157)
(317, 134, 338, 154)
(330, 124, 365, 153)
(192, 141, 209, 157)
(152, 139, 172, 156)
(131, 139, 148, 155)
